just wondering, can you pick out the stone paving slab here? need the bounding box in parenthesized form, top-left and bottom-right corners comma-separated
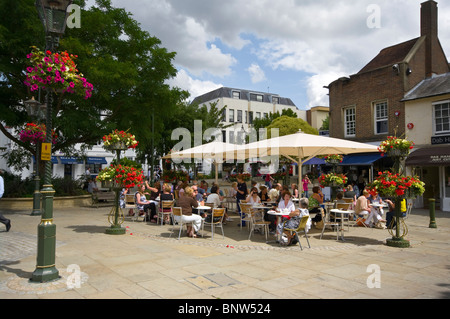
(0, 205, 449, 301)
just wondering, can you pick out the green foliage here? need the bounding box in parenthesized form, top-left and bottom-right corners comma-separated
(266, 115, 318, 137)
(2, 172, 86, 198)
(0, 0, 187, 169)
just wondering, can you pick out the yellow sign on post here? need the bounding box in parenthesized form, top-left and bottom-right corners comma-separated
(41, 143, 52, 161)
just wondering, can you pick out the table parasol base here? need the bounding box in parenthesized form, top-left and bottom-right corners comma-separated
(386, 237, 410, 248)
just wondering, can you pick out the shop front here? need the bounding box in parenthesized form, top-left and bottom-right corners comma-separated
(406, 146, 450, 212)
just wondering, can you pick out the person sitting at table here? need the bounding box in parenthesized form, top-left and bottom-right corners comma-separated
(355, 190, 386, 227)
(278, 197, 311, 245)
(344, 185, 357, 201)
(259, 186, 269, 202)
(268, 184, 280, 202)
(159, 183, 174, 224)
(206, 185, 231, 223)
(135, 184, 153, 222)
(309, 186, 325, 225)
(176, 186, 203, 238)
(278, 191, 296, 213)
(291, 183, 299, 199)
(245, 187, 261, 206)
(385, 198, 407, 229)
(191, 185, 204, 202)
(276, 185, 290, 203)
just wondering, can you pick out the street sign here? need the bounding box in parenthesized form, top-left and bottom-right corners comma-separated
(41, 143, 52, 161)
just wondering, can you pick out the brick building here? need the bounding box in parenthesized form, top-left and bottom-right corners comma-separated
(327, 0, 450, 144)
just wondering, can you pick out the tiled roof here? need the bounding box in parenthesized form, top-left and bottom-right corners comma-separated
(402, 72, 450, 101)
(191, 87, 297, 107)
(358, 38, 420, 74)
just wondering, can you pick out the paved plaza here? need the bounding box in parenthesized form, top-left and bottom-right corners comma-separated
(0, 204, 449, 300)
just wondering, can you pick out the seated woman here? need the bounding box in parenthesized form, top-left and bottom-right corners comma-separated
(259, 186, 269, 202)
(206, 185, 230, 223)
(159, 183, 174, 224)
(135, 184, 152, 221)
(279, 198, 311, 245)
(245, 187, 262, 206)
(176, 186, 203, 238)
(309, 186, 325, 224)
(273, 191, 296, 235)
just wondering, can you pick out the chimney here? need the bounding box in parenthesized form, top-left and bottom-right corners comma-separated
(421, 0, 438, 77)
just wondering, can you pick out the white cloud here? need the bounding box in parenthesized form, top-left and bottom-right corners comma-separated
(167, 69, 222, 101)
(247, 64, 267, 83)
(110, 0, 449, 106)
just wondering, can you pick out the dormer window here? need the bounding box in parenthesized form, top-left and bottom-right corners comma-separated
(232, 91, 241, 99)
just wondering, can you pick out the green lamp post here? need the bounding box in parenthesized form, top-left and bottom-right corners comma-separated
(24, 96, 46, 216)
(30, 0, 72, 283)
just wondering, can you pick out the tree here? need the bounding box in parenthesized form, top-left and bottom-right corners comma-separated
(266, 115, 318, 138)
(0, 0, 187, 173)
(252, 108, 298, 139)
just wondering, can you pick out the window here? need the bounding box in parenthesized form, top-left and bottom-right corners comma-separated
(272, 96, 279, 104)
(222, 130, 226, 143)
(245, 111, 247, 124)
(232, 91, 240, 99)
(237, 110, 242, 123)
(256, 112, 261, 120)
(263, 112, 268, 118)
(221, 108, 226, 122)
(249, 111, 253, 124)
(434, 101, 450, 134)
(374, 101, 388, 134)
(229, 131, 235, 144)
(344, 107, 356, 137)
(250, 93, 263, 102)
(229, 109, 234, 122)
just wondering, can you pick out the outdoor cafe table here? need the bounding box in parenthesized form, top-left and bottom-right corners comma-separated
(267, 210, 291, 242)
(371, 202, 388, 216)
(329, 208, 354, 241)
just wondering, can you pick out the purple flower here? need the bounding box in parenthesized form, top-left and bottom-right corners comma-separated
(27, 67, 34, 73)
(31, 84, 39, 91)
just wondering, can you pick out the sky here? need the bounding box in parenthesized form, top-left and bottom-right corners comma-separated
(107, 0, 450, 110)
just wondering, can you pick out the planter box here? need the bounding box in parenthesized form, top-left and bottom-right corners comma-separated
(0, 195, 92, 210)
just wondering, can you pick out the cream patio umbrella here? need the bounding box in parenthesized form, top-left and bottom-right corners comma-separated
(228, 130, 380, 187)
(162, 140, 245, 184)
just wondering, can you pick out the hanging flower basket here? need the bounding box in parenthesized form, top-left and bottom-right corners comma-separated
(378, 136, 414, 157)
(318, 173, 348, 188)
(367, 171, 425, 199)
(96, 164, 144, 189)
(19, 123, 57, 144)
(102, 129, 138, 150)
(24, 46, 94, 99)
(323, 154, 343, 164)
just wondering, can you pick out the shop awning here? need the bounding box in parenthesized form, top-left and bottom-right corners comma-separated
(32, 156, 58, 164)
(303, 157, 326, 165)
(340, 153, 383, 166)
(86, 157, 107, 164)
(59, 156, 83, 165)
(406, 146, 450, 166)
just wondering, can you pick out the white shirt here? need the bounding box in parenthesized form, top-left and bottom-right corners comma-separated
(0, 176, 4, 198)
(278, 199, 295, 213)
(206, 193, 221, 208)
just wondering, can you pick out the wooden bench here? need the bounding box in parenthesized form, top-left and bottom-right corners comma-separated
(92, 191, 116, 208)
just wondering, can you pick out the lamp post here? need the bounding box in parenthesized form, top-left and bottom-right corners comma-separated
(31, 0, 72, 283)
(24, 96, 46, 216)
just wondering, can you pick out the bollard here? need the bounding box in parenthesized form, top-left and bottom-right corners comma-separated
(429, 198, 437, 228)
